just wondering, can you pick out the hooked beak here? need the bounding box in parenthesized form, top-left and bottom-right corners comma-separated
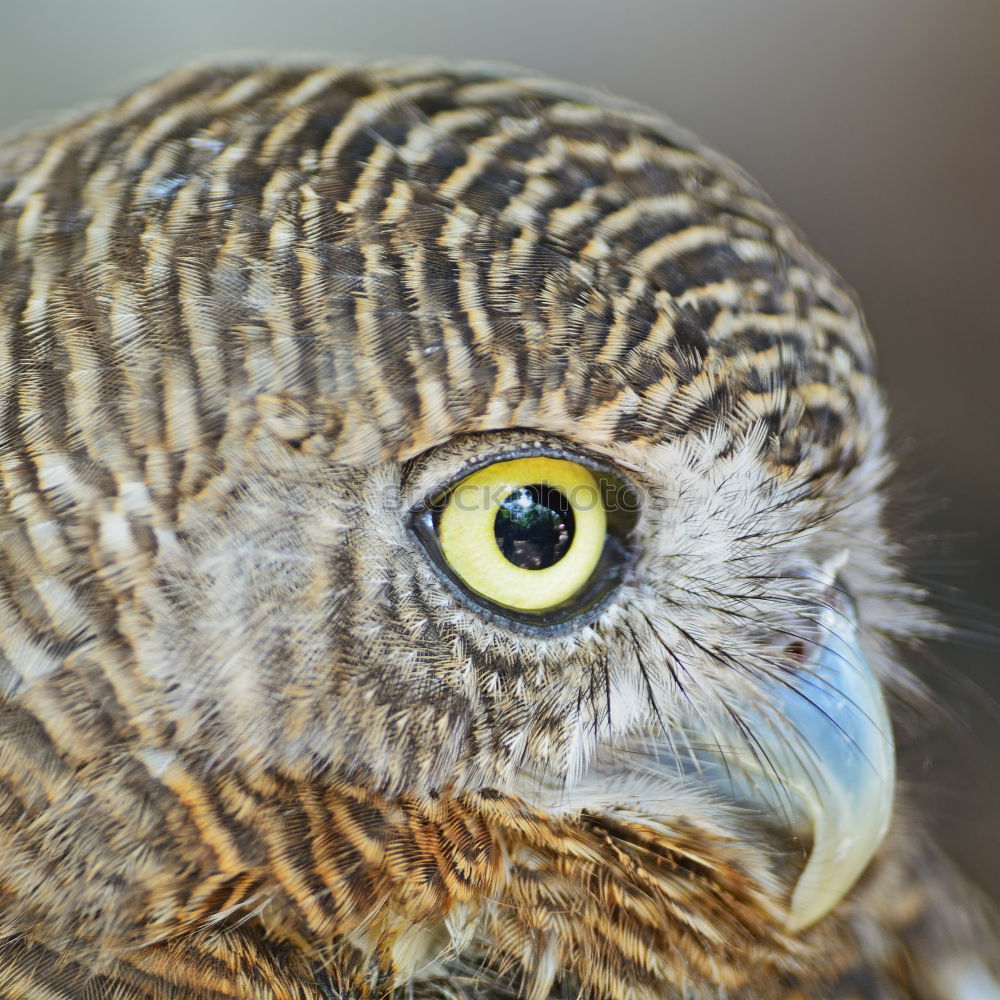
(679, 584, 895, 930)
(733, 589, 895, 930)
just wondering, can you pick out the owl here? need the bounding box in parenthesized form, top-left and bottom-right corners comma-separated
(0, 60, 996, 1000)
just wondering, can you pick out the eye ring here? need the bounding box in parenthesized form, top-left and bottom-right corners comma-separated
(437, 457, 606, 612)
(408, 447, 640, 632)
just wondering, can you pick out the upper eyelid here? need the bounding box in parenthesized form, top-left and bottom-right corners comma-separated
(404, 441, 640, 513)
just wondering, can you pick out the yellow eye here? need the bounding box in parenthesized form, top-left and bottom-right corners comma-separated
(436, 457, 606, 612)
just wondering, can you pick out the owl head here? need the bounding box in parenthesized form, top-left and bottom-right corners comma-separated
(0, 61, 935, 973)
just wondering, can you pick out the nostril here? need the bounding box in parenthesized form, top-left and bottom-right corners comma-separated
(785, 640, 808, 661)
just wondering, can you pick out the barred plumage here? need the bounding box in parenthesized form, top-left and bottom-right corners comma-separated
(0, 61, 996, 999)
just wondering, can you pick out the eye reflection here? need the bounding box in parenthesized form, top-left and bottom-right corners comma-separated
(495, 485, 575, 570)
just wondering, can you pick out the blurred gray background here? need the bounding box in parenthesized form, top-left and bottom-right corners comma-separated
(1, 0, 997, 900)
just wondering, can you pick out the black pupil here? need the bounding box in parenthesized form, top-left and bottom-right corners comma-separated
(494, 485, 575, 570)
